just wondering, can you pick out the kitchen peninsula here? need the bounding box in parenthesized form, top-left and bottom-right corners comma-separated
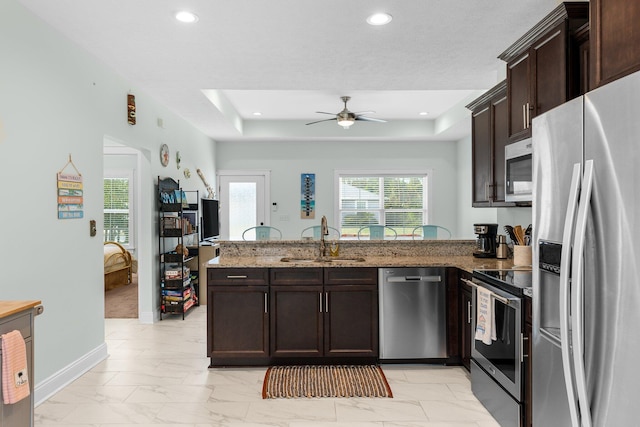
(205, 240, 515, 368)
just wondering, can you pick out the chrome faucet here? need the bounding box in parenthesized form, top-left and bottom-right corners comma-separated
(319, 215, 329, 257)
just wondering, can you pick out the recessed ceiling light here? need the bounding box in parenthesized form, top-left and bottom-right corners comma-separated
(367, 13, 392, 26)
(252, 112, 262, 116)
(419, 111, 429, 116)
(175, 11, 198, 23)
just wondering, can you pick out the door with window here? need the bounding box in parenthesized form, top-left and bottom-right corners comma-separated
(218, 171, 270, 240)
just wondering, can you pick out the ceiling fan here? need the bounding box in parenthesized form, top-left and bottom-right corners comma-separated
(305, 96, 387, 128)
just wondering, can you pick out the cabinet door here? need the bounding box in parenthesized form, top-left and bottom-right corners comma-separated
(207, 286, 269, 363)
(532, 23, 568, 117)
(471, 105, 492, 206)
(324, 285, 378, 358)
(591, 0, 640, 88)
(507, 52, 532, 141)
(270, 285, 323, 358)
(492, 94, 509, 204)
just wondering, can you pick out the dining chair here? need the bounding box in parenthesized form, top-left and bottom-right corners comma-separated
(357, 225, 397, 240)
(242, 226, 282, 241)
(300, 225, 341, 240)
(411, 225, 452, 240)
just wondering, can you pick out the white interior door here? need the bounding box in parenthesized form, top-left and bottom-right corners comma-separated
(218, 171, 270, 240)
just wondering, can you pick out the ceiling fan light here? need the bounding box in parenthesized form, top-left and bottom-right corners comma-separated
(175, 11, 198, 23)
(337, 117, 355, 128)
(367, 13, 392, 26)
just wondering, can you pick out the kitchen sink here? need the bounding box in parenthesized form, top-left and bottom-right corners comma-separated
(279, 257, 365, 263)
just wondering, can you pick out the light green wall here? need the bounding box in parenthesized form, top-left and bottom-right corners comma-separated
(217, 138, 532, 241)
(0, 0, 215, 403)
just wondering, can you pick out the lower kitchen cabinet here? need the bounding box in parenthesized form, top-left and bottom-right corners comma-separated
(208, 267, 378, 365)
(459, 270, 473, 371)
(270, 284, 324, 358)
(524, 296, 533, 427)
(207, 268, 270, 366)
(270, 267, 378, 361)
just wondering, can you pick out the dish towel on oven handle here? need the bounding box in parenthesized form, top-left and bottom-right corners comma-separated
(1, 330, 30, 404)
(475, 286, 497, 345)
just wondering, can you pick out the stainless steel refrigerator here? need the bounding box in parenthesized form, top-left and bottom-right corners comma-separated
(532, 70, 640, 426)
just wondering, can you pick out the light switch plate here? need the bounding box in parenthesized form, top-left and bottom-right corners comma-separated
(90, 219, 97, 237)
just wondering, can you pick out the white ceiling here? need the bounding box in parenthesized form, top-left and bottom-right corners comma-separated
(19, 0, 561, 143)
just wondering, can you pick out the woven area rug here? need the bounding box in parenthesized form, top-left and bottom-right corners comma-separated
(262, 365, 393, 399)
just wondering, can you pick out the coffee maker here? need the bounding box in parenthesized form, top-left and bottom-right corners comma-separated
(473, 223, 498, 258)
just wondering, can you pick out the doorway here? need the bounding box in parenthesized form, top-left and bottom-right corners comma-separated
(103, 143, 145, 319)
(218, 170, 270, 240)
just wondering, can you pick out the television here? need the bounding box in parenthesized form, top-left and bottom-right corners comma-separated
(201, 198, 220, 241)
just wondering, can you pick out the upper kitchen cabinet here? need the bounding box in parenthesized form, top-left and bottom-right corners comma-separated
(499, 2, 589, 142)
(591, 0, 640, 88)
(467, 81, 512, 207)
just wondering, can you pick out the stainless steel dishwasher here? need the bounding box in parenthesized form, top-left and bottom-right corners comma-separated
(379, 267, 447, 360)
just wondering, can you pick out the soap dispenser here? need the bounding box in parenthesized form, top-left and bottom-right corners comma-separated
(496, 234, 508, 259)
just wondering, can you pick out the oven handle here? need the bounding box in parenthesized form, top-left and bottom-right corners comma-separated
(460, 278, 516, 306)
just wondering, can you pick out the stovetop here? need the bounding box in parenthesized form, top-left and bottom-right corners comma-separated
(472, 269, 532, 297)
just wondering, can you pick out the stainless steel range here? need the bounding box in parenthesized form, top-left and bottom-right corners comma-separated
(463, 269, 532, 427)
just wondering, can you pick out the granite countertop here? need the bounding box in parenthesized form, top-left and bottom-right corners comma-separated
(0, 300, 42, 319)
(205, 240, 517, 273)
(207, 255, 514, 273)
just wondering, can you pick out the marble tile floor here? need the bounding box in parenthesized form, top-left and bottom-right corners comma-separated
(35, 306, 500, 427)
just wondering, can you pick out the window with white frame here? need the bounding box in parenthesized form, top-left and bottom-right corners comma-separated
(104, 172, 134, 247)
(336, 171, 429, 239)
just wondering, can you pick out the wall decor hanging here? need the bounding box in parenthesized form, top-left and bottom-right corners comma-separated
(57, 154, 83, 219)
(160, 143, 169, 167)
(127, 94, 136, 125)
(300, 173, 315, 219)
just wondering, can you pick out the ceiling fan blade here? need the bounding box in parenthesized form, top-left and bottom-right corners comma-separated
(305, 117, 337, 125)
(315, 111, 337, 116)
(352, 111, 375, 115)
(355, 116, 387, 123)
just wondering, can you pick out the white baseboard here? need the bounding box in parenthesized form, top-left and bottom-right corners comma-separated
(139, 310, 157, 324)
(34, 342, 108, 406)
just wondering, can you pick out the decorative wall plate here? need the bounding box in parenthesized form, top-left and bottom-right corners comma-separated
(160, 144, 169, 167)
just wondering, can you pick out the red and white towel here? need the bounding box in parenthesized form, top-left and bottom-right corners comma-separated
(1, 330, 30, 404)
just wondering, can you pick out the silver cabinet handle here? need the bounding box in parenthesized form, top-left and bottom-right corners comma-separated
(467, 301, 471, 324)
(325, 292, 329, 313)
(226, 275, 247, 279)
(319, 292, 323, 312)
(264, 293, 268, 313)
(522, 104, 527, 130)
(526, 102, 531, 129)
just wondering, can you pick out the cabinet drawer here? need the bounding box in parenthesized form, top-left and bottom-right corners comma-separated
(208, 268, 268, 286)
(269, 268, 323, 285)
(0, 311, 33, 340)
(324, 267, 378, 285)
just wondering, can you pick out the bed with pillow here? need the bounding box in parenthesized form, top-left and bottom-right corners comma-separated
(104, 241, 135, 291)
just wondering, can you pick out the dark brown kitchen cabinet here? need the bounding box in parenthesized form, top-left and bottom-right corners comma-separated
(467, 81, 513, 207)
(591, 0, 640, 88)
(459, 270, 473, 371)
(499, 2, 589, 142)
(270, 267, 378, 361)
(524, 296, 533, 427)
(207, 268, 270, 366)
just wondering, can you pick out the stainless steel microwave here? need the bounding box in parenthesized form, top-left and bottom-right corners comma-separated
(505, 138, 532, 203)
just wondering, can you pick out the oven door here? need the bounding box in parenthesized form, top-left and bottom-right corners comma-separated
(472, 279, 523, 401)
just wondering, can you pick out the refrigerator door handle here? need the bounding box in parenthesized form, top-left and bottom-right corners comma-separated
(560, 162, 582, 427)
(571, 159, 595, 427)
